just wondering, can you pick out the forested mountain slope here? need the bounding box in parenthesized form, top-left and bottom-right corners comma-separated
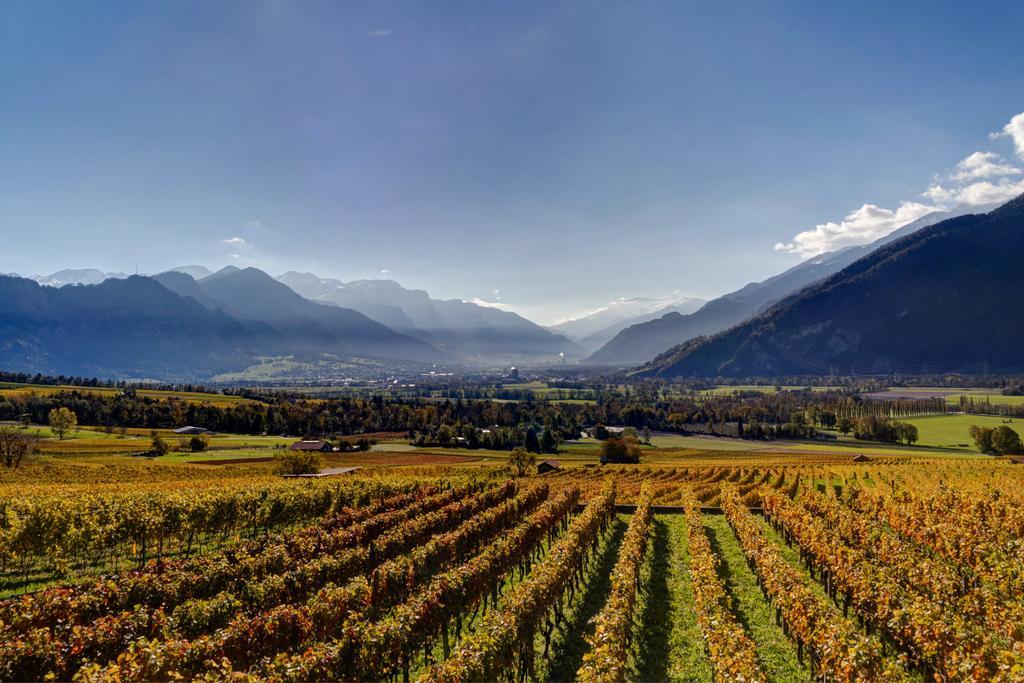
(639, 195, 1024, 377)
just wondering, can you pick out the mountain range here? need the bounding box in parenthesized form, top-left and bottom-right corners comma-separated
(276, 272, 583, 363)
(5, 195, 1018, 379)
(0, 265, 582, 379)
(585, 203, 995, 366)
(29, 269, 131, 288)
(154, 268, 442, 364)
(639, 195, 1024, 377)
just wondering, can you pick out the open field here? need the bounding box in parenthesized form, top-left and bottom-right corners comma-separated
(0, 382, 258, 405)
(903, 412, 1023, 449)
(15, 416, 988, 467)
(14, 427, 297, 457)
(2, 455, 1021, 680)
(868, 386, 1024, 406)
(697, 384, 836, 396)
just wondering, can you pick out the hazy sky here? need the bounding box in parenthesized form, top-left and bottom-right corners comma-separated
(2, 1, 1023, 324)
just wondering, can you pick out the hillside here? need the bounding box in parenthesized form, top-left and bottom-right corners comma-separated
(585, 209, 960, 366)
(0, 275, 267, 378)
(639, 195, 1024, 377)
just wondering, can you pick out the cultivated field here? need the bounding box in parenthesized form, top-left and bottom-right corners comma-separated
(0, 382, 257, 406)
(2, 451, 1022, 681)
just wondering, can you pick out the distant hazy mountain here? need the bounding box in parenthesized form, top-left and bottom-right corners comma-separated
(167, 264, 213, 280)
(640, 196, 1024, 377)
(157, 268, 444, 364)
(550, 295, 706, 351)
(0, 274, 266, 378)
(151, 270, 226, 310)
(278, 272, 583, 363)
(585, 205, 992, 366)
(30, 269, 130, 287)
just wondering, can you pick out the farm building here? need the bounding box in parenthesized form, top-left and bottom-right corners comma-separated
(1007, 456, 1024, 465)
(852, 454, 871, 463)
(290, 440, 332, 452)
(173, 426, 209, 435)
(537, 459, 561, 474)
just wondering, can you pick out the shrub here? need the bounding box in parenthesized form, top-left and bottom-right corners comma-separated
(600, 436, 642, 464)
(150, 431, 170, 457)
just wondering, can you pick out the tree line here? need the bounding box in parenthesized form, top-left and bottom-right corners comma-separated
(0, 386, 944, 449)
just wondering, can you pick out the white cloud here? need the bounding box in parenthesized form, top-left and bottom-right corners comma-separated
(776, 110, 1024, 258)
(366, 29, 391, 37)
(380, 269, 389, 274)
(926, 177, 1024, 207)
(991, 112, 1024, 159)
(776, 201, 938, 257)
(921, 184, 956, 204)
(222, 236, 248, 246)
(922, 124, 1024, 208)
(950, 151, 1020, 181)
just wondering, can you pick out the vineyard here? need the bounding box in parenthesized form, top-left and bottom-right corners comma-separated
(3, 460, 1024, 681)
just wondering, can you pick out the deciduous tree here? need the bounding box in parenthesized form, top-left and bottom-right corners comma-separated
(0, 425, 38, 469)
(48, 406, 77, 440)
(992, 425, 1022, 455)
(508, 446, 535, 477)
(600, 436, 642, 464)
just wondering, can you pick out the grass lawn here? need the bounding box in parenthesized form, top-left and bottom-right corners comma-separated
(540, 515, 628, 681)
(25, 429, 297, 456)
(631, 516, 713, 682)
(950, 390, 1024, 406)
(702, 515, 808, 681)
(903, 413, 1023, 450)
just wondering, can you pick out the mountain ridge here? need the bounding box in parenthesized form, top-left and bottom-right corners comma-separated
(639, 196, 1024, 377)
(0, 274, 267, 379)
(584, 205, 993, 366)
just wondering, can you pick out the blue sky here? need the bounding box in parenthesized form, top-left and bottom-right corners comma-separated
(2, 1, 1023, 324)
